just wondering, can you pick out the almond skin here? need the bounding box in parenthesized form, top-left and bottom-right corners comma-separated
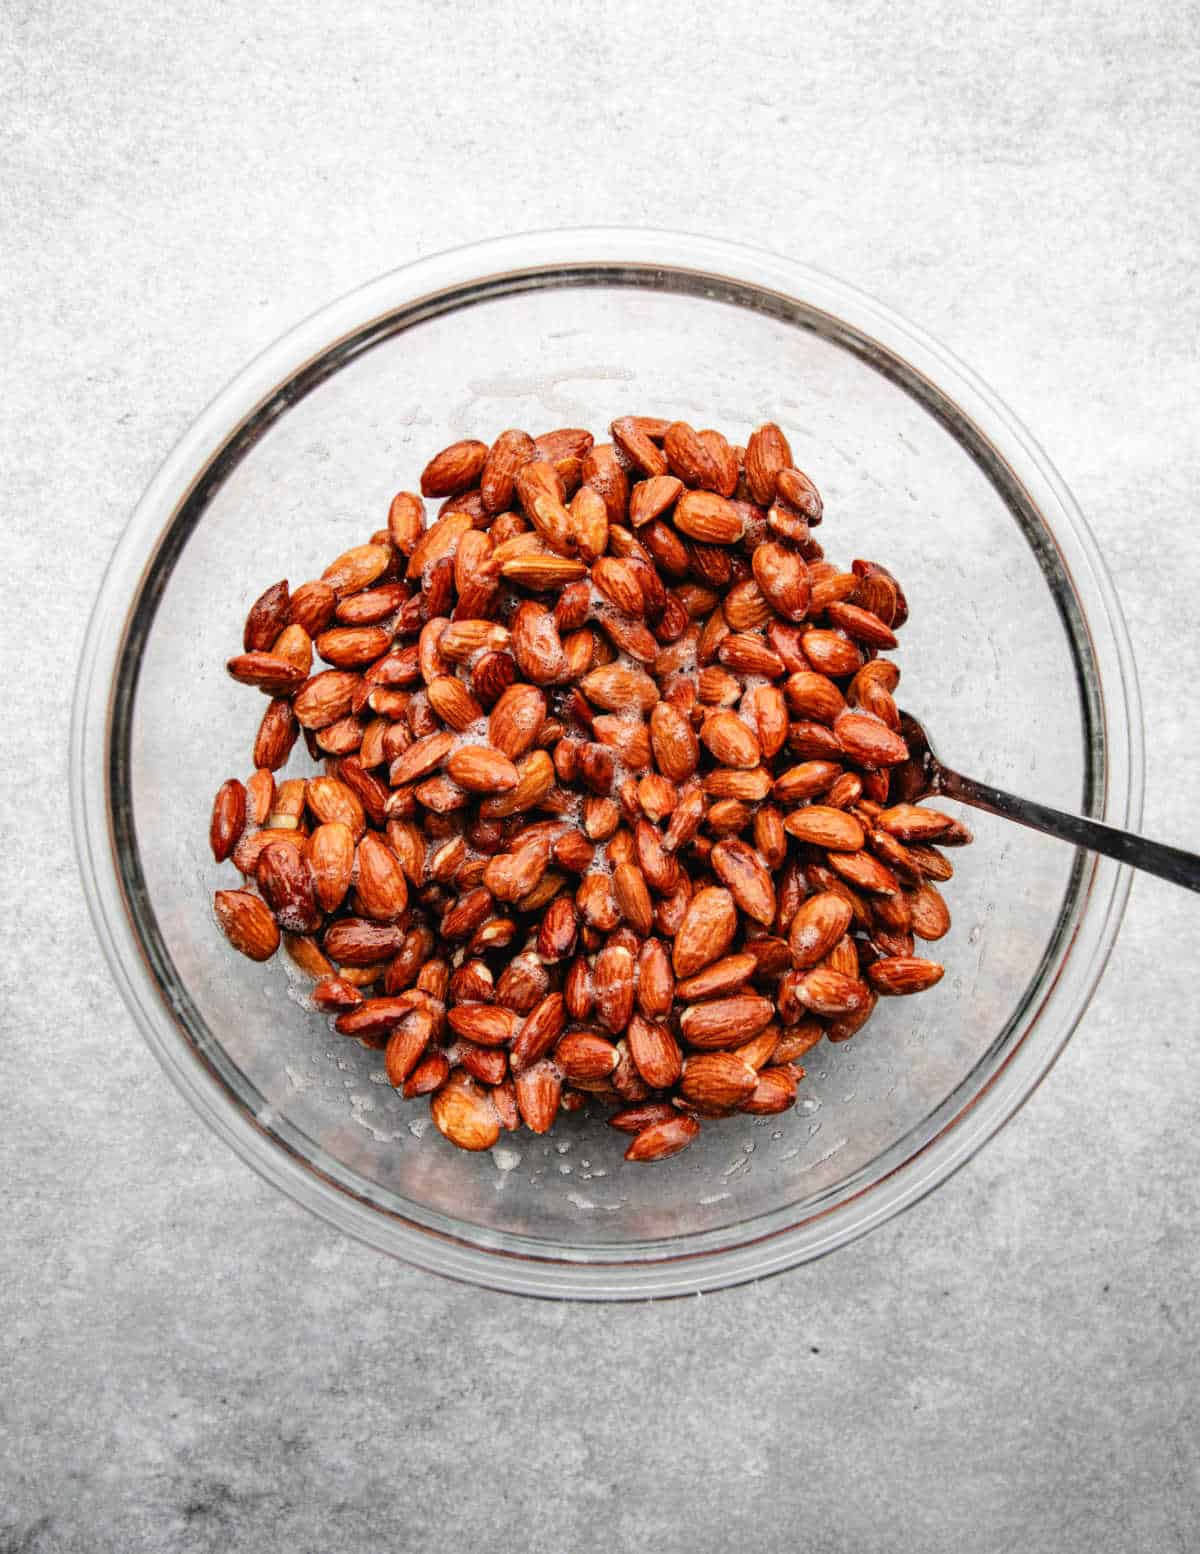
(701, 709, 761, 770)
(213, 889, 280, 961)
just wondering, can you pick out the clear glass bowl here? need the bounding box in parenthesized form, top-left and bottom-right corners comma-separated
(71, 230, 1142, 1299)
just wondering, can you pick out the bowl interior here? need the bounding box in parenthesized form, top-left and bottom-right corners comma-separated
(95, 251, 1124, 1292)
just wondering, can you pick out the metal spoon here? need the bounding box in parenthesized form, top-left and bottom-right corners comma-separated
(895, 710, 1200, 893)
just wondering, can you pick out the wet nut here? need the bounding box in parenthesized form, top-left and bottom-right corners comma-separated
(212, 418, 969, 1162)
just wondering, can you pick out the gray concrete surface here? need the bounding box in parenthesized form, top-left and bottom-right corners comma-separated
(2, 1, 1198, 1549)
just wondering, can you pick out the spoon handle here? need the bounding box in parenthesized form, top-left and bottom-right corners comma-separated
(938, 768, 1200, 893)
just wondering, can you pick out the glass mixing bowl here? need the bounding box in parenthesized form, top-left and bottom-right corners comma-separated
(71, 230, 1142, 1298)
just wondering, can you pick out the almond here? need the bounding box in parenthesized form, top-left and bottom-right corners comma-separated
(480, 429, 536, 512)
(629, 474, 683, 526)
(514, 1060, 562, 1134)
(430, 1074, 500, 1150)
(626, 1013, 683, 1088)
(226, 652, 307, 695)
(306, 776, 366, 838)
(675, 952, 757, 1001)
(681, 1052, 758, 1110)
(445, 745, 520, 795)
(389, 736, 454, 798)
(701, 709, 761, 769)
(611, 416, 669, 477)
(555, 1029, 620, 1082)
(867, 956, 945, 995)
(708, 837, 776, 926)
(591, 556, 646, 617)
(663, 421, 723, 490)
(741, 1066, 799, 1115)
(593, 944, 635, 1035)
(670, 886, 736, 979)
(213, 889, 280, 961)
(787, 891, 854, 968)
(581, 443, 630, 525)
(294, 670, 361, 730)
(253, 697, 299, 769)
(447, 1003, 519, 1047)
(423, 675, 481, 733)
(243, 579, 290, 652)
(256, 841, 321, 934)
(322, 543, 391, 596)
(835, 712, 910, 768)
(579, 663, 660, 712)
(679, 994, 774, 1050)
(776, 465, 823, 522)
(335, 995, 419, 1039)
(782, 805, 865, 851)
(909, 881, 951, 940)
(751, 541, 810, 621)
(315, 625, 391, 668)
(608, 1101, 678, 1135)
(209, 778, 246, 862)
(288, 579, 337, 637)
(744, 423, 793, 506)
(793, 967, 870, 1017)
(875, 803, 957, 840)
(624, 1113, 701, 1162)
(774, 760, 843, 803)
(355, 833, 409, 921)
(420, 438, 488, 498)
(673, 489, 744, 544)
(784, 672, 846, 725)
(324, 918, 407, 966)
(827, 849, 901, 896)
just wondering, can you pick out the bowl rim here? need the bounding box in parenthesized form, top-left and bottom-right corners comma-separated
(70, 227, 1144, 1299)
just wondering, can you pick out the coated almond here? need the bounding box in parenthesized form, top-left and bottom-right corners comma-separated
(627, 1013, 683, 1089)
(355, 833, 409, 921)
(867, 956, 945, 995)
(674, 490, 744, 544)
(782, 805, 865, 851)
(744, 422, 793, 506)
(213, 889, 280, 962)
(420, 438, 488, 498)
(514, 1060, 562, 1134)
(679, 995, 774, 1050)
(624, 1113, 701, 1162)
(681, 1052, 758, 1109)
(431, 1075, 501, 1150)
(672, 886, 738, 977)
(701, 710, 761, 769)
(787, 891, 854, 968)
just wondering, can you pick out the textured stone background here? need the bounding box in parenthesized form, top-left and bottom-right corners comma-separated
(2, 2, 1198, 1549)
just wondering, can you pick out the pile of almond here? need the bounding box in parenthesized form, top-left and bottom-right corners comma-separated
(211, 418, 970, 1163)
